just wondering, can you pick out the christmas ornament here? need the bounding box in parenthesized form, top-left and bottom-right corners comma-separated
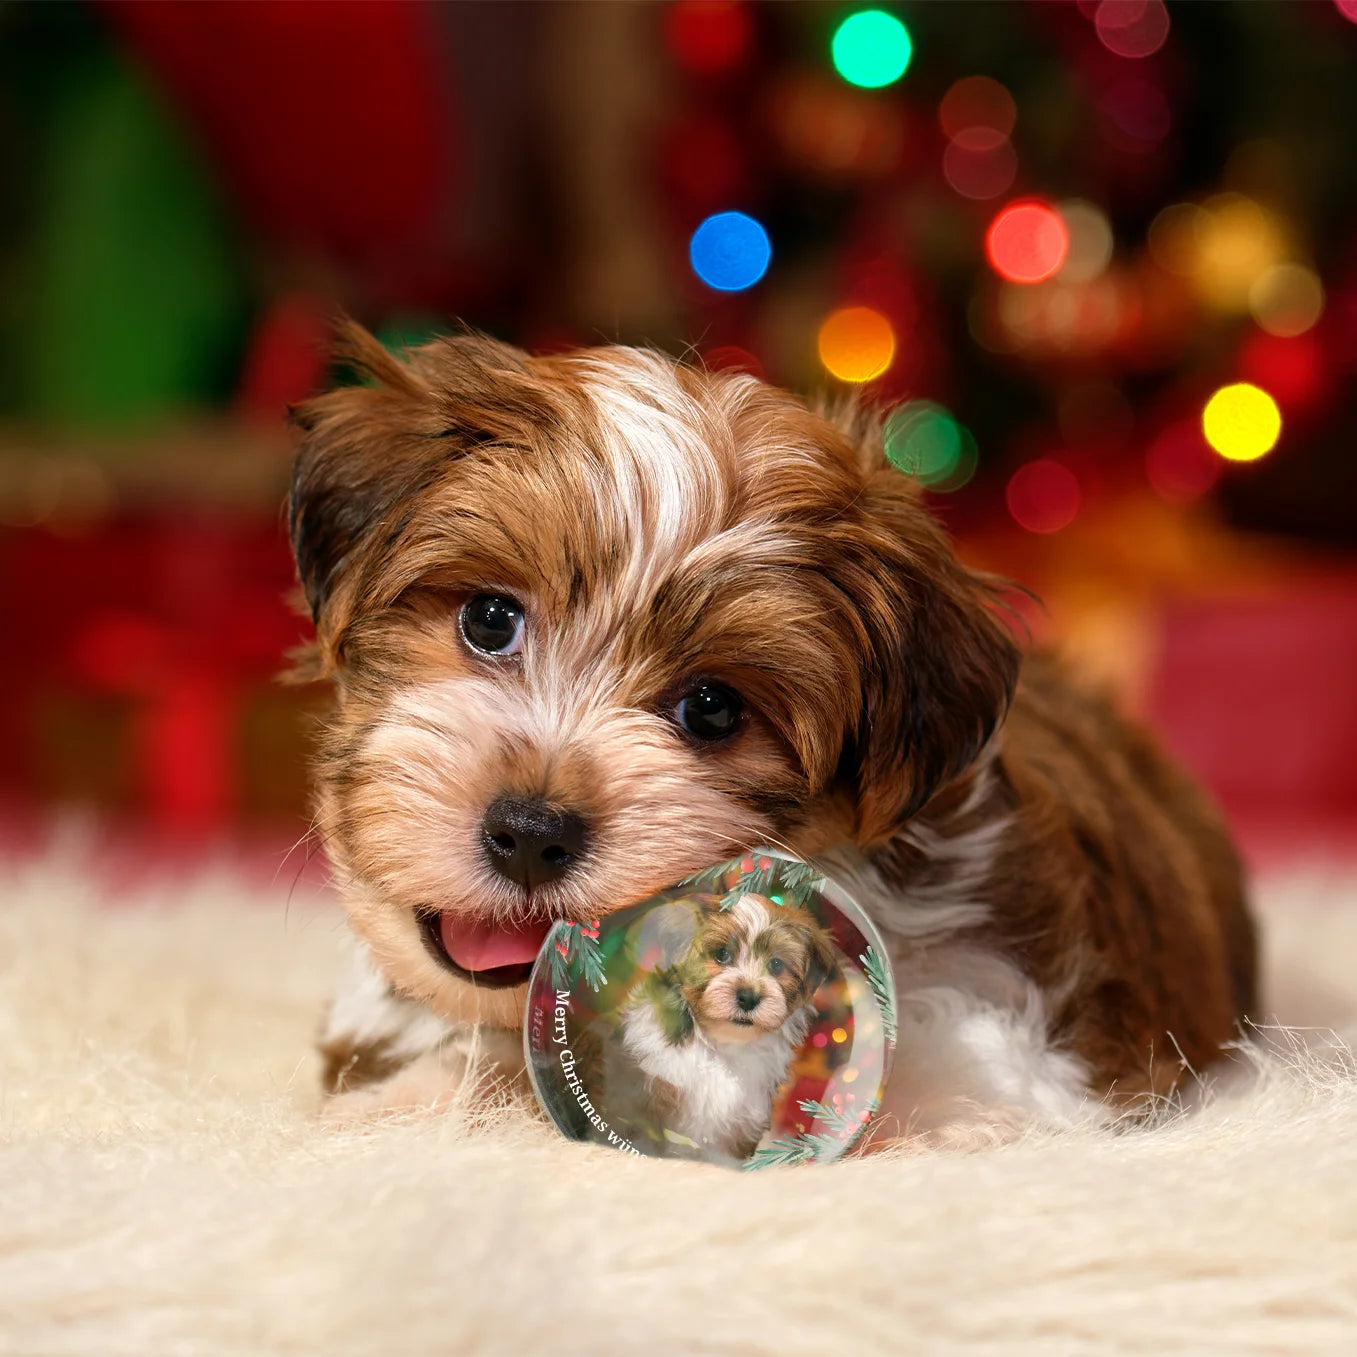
(525, 849, 896, 1169)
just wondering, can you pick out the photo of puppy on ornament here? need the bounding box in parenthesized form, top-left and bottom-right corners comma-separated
(524, 852, 897, 1168)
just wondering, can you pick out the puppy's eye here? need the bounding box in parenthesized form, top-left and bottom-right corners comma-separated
(460, 594, 525, 656)
(675, 683, 742, 740)
(767, 957, 786, 976)
(713, 945, 733, 965)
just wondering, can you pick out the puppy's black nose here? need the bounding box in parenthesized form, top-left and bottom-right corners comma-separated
(736, 986, 761, 1013)
(481, 796, 587, 891)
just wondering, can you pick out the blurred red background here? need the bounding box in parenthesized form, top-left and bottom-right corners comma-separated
(1, 0, 1355, 870)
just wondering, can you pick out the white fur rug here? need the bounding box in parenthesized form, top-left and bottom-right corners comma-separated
(3, 852, 1357, 1356)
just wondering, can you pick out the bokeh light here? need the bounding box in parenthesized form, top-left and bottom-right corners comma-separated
(1094, 0, 1170, 59)
(665, 1, 754, 77)
(771, 76, 905, 179)
(1006, 459, 1081, 533)
(703, 344, 764, 378)
(1148, 201, 1206, 275)
(1057, 200, 1114, 283)
(831, 10, 912, 89)
(1101, 73, 1171, 145)
(1249, 263, 1325, 337)
(986, 201, 1069, 283)
(1202, 383, 1282, 462)
(1335, 0, 1357, 22)
(817, 306, 896, 382)
(689, 210, 771, 291)
(884, 401, 973, 488)
(1239, 331, 1324, 412)
(1193, 194, 1287, 311)
(943, 128, 1017, 200)
(929, 427, 979, 492)
(1146, 422, 1222, 504)
(938, 75, 1016, 140)
(997, 274, 1130, 355)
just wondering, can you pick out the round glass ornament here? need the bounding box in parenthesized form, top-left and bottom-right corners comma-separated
(524, 850, 897, 1169)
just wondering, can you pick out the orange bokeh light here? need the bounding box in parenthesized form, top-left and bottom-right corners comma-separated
(817, 306, 896, 382)
(986, 201, 1069, 284)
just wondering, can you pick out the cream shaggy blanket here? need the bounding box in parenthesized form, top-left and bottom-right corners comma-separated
(3, 851, 1357, 1356)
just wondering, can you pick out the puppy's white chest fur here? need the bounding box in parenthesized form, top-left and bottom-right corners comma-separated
(621, 1003, 808, 1154)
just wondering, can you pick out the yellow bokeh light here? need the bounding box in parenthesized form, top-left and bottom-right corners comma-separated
(1249, 262, 1325, 337)
(817, 306, 896, 382)
(831, 1027, 848, 1043)
(1202, 383, 1281, 462)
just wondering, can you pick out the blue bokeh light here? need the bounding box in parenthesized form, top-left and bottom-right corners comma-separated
(689, 211, 772, 292)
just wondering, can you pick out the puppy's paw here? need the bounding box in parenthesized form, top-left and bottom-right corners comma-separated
(320, 1028, 527, 1126)
(320, 1051, 468, 1125)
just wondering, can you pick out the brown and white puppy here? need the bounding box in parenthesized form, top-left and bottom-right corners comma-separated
(676, 895, 834, 1048)
(300, 322, 1256, 1142)
(612, 895, 833, 1159)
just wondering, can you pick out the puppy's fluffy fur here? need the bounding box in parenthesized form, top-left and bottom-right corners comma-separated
(298, 323, 1255, 1141)
(615, 895, 833, 1159)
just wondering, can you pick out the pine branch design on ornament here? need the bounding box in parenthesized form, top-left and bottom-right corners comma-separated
(678, 852, 827, 912)
(744, 1097, 875, 1170)
(860, 944, 897, 1045)
(676, 861, 735, 894)
(776, 858, 828, 909)
(745, 1135, 817, 1169)
(547, 922, 607, 992)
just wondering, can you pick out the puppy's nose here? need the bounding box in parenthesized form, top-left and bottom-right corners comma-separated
(481, 795, 587, 891)
(736, 986, 762, 1013)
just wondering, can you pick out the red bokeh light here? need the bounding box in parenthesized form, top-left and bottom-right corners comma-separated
(1145, 421, 1223, 504)
(985, 201, 1069, 284)
(1006, 459, 1081, 533)
(703, 345, 764, 378)
(1102, 73, 1171, 145)
(1238, 330, 1325, 413)
(1094, 0, 1170, 60)
(664, 0, 753, 77)
(943, 128, 1017, 200)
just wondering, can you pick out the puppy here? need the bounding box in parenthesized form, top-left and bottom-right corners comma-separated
(611, 895, 833, 1159)
(299, 322, 1256, 1143)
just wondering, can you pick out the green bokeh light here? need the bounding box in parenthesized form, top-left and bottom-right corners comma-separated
(885, 402, 978, 492)
(832, 10, 913, 90)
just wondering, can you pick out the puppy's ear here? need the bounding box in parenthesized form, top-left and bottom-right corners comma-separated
(805, 925, 837, 995)
(287, 319, 534, 664)
(829, 462, 1020, 844)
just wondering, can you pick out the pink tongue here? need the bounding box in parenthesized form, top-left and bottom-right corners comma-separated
(439, 915, 551, 972)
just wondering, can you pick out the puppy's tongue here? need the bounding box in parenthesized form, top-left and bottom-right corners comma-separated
(439, 914, 550, 973)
